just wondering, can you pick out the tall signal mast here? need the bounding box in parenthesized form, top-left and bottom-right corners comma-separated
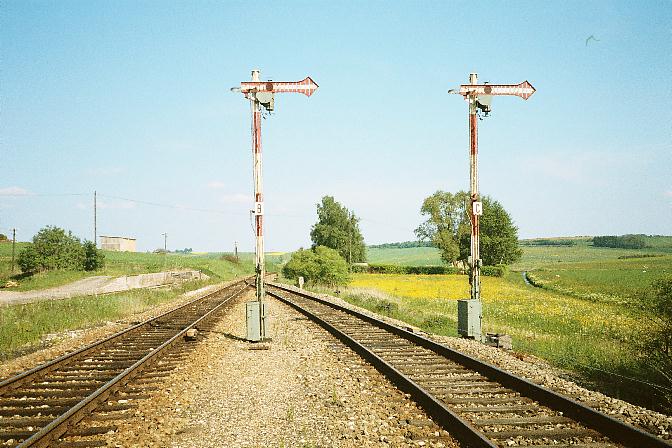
(232, 70, 318, 341)
(449, 73, 535, 340)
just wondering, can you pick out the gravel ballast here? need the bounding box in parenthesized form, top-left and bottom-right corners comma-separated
(3, 280, 669, 446)
(105, 290, 458, 447)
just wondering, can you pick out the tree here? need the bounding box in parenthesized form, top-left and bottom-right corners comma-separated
(310, 196, 366, 263)
(415, 191, 469, 265)
(17, 244, 39, 273)
(415, 191, 522, 266)
(458, 197, 522, 265)
(593, 235, 647, 249)
(83, 240, 105, 271)
(282, 246, 350, 286)
(29, 226, 85, 271)
(16, 226, 105, 273)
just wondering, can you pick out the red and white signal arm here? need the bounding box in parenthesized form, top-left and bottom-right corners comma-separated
(239, 77, 319, 97)
(459, 81, 536, 100)
(473, 201, 483, 216)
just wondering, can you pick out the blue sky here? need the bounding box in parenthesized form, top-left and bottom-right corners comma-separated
(1, 1, 670, 252)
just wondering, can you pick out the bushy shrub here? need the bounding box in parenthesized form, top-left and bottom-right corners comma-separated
(282, 246, 350, 286)
(17, 226, 105, 273)
(481, 264, 507, 277)
(351, 264, 369, 273)
(83, 240, 105, 271)
(17, 245, 40, 273)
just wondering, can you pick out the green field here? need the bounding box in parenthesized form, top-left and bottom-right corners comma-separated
(526, 255, 672, 304)
(513, 236, 672, 271)
(365, 246, 442, 266)
(366, 237, 672, 302)
(0, 245, 257, 360)
(0, 243, 284, 291)
(0, 281, 214, 360)
(339, 236, 672, 411)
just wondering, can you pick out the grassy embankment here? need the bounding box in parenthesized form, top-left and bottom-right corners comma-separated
(0, 246, 257, 360)
(338, 236, 672, 411)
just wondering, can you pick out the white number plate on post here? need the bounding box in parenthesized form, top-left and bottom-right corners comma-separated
(473, 201, 483, 216)
(254, 202, 264, 215)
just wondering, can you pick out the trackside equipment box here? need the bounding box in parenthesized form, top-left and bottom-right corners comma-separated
(457, 299, 482, 340)
(246, 301, 268, 342)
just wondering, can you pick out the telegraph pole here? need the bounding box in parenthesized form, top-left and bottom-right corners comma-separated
(94, 190, 97, 248)
(449, 73, 535, 339)
(232, 70, 318, 341)
(11, 228, 16, 273)
(162, 232, 167, 269)
(234, 241, 239, 262)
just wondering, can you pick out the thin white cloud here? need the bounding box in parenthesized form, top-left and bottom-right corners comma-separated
(76, 202, 87, 210)
(207, 181, 226, 189)
(0, 186, 31, 196)
(664, 190, 672, 198)
(220, 193, 252, 204)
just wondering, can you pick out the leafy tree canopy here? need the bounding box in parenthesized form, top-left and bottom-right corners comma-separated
(593, 235, 647, 249)
(310, 196, 366, 263)
(17, 226, 105, 273)
(415, 191, 522, 266)
(282, 246, 350, 286)
(368, 241, 435, 249)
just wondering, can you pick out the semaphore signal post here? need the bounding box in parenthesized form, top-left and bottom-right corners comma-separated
(232, 69, 318, 342)
(449, 73, 535, 341)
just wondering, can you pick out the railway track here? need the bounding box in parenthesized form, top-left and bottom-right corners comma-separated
(267, 282, 671, 448)
(0, 278, 249, 448)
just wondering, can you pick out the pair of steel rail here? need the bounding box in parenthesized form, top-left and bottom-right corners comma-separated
(2, 277, 668, 448)
(266, 282, 671, 448)
(0, 278, 249, 447)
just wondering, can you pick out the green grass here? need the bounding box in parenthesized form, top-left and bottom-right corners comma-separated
(0, 245, 256, 360)
(0, 244, 268, 291)
(526, 255, 672, 304)
(335, 272, 666, 411)
(0, 280, 218, 360)
(365, 246, 442, 266)
(512, 238, 672, 272)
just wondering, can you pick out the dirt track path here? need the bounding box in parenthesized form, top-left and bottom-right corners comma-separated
(0, 270, 206, 306)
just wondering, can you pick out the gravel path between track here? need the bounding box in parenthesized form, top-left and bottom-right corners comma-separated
(103, 290, 458, 448)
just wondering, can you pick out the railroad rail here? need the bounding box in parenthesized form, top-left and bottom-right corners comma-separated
(0, 278, 249, 447)
(267, 282, 671, 448)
